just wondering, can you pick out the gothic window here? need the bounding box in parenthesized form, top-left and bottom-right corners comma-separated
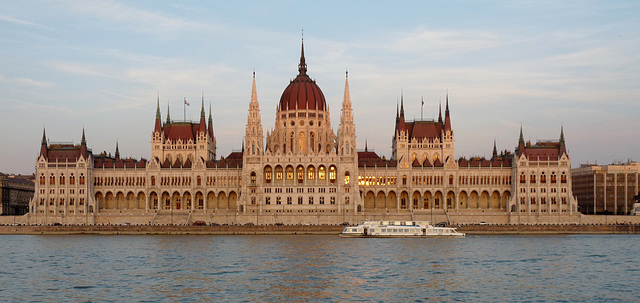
(265, 197, 271, 205)
(70, 174, 75, 185)
(286, 166, 294, 180)
(540, 173, 546, 183)
(345, 196, 350, 204)
(80, 174, 85, 185)
(319, 166, 326, 180)
(520, 173, 526, 184)
(307, 166, 315, 180)
(330, 197, 335, 204)
(561, 172, 567, 184)
(250, 172, 257, 185)
(449, 175, 454, 185)
(309, 197, 314, 204)
(197, 176, 202, 186)
(275, 166, 283, 181)
(530, 174, 536, 183)
(344, 171, 350, 185)
(290, 132, 294, 153)
(50, 174, 55, 185)
(39, 174, 45, 185)
(310, 132, 315, 153)
(151, 176, 156, 186)
(551, 172, 557, 183)
(276, 196, 281, 205)
(265, 166, 273, 183)
(320, 197, 325, 204)
(287, 197, 292, 204)
(402, 175, 407, 186)
(299, 132, 306, 154)
(296, 166, 304, 183)
(329, 166, 337, 183)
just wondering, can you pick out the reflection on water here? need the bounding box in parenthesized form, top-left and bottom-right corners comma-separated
(0, 234, 637, 302)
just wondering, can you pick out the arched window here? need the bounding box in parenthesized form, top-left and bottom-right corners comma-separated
(296, 166, 304, 183)
(290, 132, 294, 153)
(299, 132, 306, 154)
(50, 174, 55, 185)
(60, 174, 65, 185)
(275, 166, 283, 181)
(250, 172, 257, 185)
(264, 166, 273, 183)
(70, 174, 75, 185)
(344, 171, 350, 185)
(448, 175, 454, 185)
(307, 166, 315, 180)
(39, 174, 45, 185)
(402, 175, 407, 186)
(551, 172, 557, 183)
(286, 166, 294, 180)
(309, 132, 315, 153)
(318, 166, 326, 180)
(561, 172, 567, 183)
(519, 173, 526, 184)
(151, 176, 156, 186)
(329, 166, 337, 183)
(197, 175, 202, 186)
(79, 174, 85, 185)
(530, 174, 536, 183)
(540, 173, 546, 183)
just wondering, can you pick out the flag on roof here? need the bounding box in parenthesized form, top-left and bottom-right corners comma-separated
(184, 98, 190, 106)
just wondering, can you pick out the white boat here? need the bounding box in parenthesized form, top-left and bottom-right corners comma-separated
(340, 221, 465, 238)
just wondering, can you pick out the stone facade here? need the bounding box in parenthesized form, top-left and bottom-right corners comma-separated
(27, 41, 579, 225)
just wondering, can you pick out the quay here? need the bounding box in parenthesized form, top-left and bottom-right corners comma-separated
(1, 223, 639, 235)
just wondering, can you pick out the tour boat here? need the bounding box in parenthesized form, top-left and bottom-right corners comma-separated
(340, 221, 465, 238)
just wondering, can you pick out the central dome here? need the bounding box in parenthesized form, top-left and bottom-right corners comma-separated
(278, 42, 327, 111)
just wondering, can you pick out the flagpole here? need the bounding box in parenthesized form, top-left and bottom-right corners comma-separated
(184, 97, 186, 122)
(421, 96, 424, 121)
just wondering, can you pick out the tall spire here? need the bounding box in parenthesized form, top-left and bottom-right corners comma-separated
(517, 125, 526, 156)
(199, 94, 206, 134)
(338, 70, 356, 156)
(438, 101, 443, 125)
(80, 128, 87, 157)
(560, 125, 565, 144)
(400, 92, 405, 118)
(166, 102, 171, 124)
(444, 93, 452, 132)
(115, 141, 120, 161)
(155, 96, 162, 133)
(40, 127, 48, 158)
(492, 139, 498, 159)
(298, 32, 307, 75)
(208, 103, 214, 138)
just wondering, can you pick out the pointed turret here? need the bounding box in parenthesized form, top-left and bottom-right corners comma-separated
(199, 94, 206, 134)
(298, 36, 307, 76)
(39, 128, 48, 158)
(166, 102, 171, 124)
(398, 94, 406, 132)
(80, 128, 87, 156)
(559, 125, 567, 156)
(115, 141, 120, 161)
(338, 70, 356, 156)
(444, 93, 452, 132)
(154, 96, 162, 133)
(517, 125, 526, 156)
(208, 103, 214, 139)
(438, 102, 443, 125)
(492, 139, 498, 159)
(244, 71, 264, 157)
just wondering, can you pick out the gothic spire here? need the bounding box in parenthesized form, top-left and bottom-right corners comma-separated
(444, 93, 452, 132)
(199, 94, 206, 134)
(208, 103, 214, 138)
(298, 34, 307, 76)
(166, 102, 171, 124)
(559, 125, 567, 156)
(438, 102, 443, 125)
(115, 141, 120, 160)
(155, 96, 162, 133)
(81, 128, 86, 146)
(492, 139, 498, 159)
(40, 127, 48, 158)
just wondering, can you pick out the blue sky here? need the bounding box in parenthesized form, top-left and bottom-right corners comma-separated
(1, 1, 639, 174)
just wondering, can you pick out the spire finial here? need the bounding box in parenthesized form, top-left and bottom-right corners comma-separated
(298, 32, 307, 75)
(166, 101, 171, 123)
(115, 141, 120, 160)
(81, 127, 86, 145)
(41, 127, 47, 145)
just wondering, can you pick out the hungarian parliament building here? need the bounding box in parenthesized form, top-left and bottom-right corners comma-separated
(29, 42, 579, 225)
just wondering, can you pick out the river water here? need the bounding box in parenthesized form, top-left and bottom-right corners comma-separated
(0, 234, 637, 302)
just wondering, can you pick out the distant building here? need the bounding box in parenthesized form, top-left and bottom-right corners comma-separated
(28, 40, 578, 225)
(0, 173, 34, 215)
(572, 162, 640, 215)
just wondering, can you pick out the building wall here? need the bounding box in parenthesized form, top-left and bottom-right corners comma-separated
(572, 163, 640, 214)
(1, 174, 34, 215)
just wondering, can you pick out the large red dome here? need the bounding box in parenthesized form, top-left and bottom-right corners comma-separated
(278, 42, 326, 111)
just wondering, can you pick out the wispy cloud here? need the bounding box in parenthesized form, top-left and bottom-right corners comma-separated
(49, 61, 114, 78)
(0, 14, 52, 30)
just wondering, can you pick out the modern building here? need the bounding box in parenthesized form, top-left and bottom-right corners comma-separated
(572, 162, 640, 214)
(1, 173, 34, 215)
(28, 41, 579, 225)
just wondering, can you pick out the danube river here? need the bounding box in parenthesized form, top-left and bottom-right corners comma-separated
(1, 234, 637, 302)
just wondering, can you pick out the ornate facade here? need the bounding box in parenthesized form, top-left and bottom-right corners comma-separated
(28, 41, 579, 225)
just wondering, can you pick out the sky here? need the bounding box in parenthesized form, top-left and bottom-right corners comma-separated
(1, 1, 639, 174)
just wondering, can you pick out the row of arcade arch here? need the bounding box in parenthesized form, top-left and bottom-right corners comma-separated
(362, 189, 511, 210)
(95, 191, 239, 211)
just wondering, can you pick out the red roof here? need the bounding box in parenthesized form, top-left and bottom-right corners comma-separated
(163, 122, 202, 142)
